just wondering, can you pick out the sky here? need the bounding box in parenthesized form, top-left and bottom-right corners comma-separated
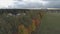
(0, 0, 60, 9)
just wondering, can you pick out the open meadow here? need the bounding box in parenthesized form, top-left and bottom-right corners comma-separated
(40, 12, 60, 34)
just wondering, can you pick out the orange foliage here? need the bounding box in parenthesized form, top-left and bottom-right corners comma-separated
(31, 20, 36, 31)
(18, 24, 25, 30)
(32, 18, 40, 27)
(24, 28, 29, 34)
(17, 17, 42, 34)
(28, 25, 33, 34)
(18, 24, 25, 34)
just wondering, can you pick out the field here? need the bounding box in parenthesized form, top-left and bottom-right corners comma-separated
(40, 13, 60, 34)
(0, 10, 60, 34)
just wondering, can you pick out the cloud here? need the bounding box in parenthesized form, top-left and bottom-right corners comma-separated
(45, 1, 60, 8)
(0, 0, 15, 8)
(12, 2, 42, 8)
(0, 0, 60, 8)
(9, 0, 49, 8)
(43, 0, 60, 1)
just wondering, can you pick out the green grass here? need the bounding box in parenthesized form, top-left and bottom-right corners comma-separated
(40, 13, 60, 34)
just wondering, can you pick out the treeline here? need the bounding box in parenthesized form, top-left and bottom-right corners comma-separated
(0, 9, 30, 15)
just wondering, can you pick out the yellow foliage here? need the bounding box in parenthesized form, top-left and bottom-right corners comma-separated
(31, 20, 36, 31)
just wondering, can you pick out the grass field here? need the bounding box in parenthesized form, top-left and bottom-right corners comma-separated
(1, 12, 60, 34)
(40, 13, 60, 34)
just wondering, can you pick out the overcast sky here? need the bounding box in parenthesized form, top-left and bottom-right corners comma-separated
(0, 0, 60, 9)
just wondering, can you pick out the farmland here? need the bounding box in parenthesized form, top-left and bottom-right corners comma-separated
(40, 12, 60, 34)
